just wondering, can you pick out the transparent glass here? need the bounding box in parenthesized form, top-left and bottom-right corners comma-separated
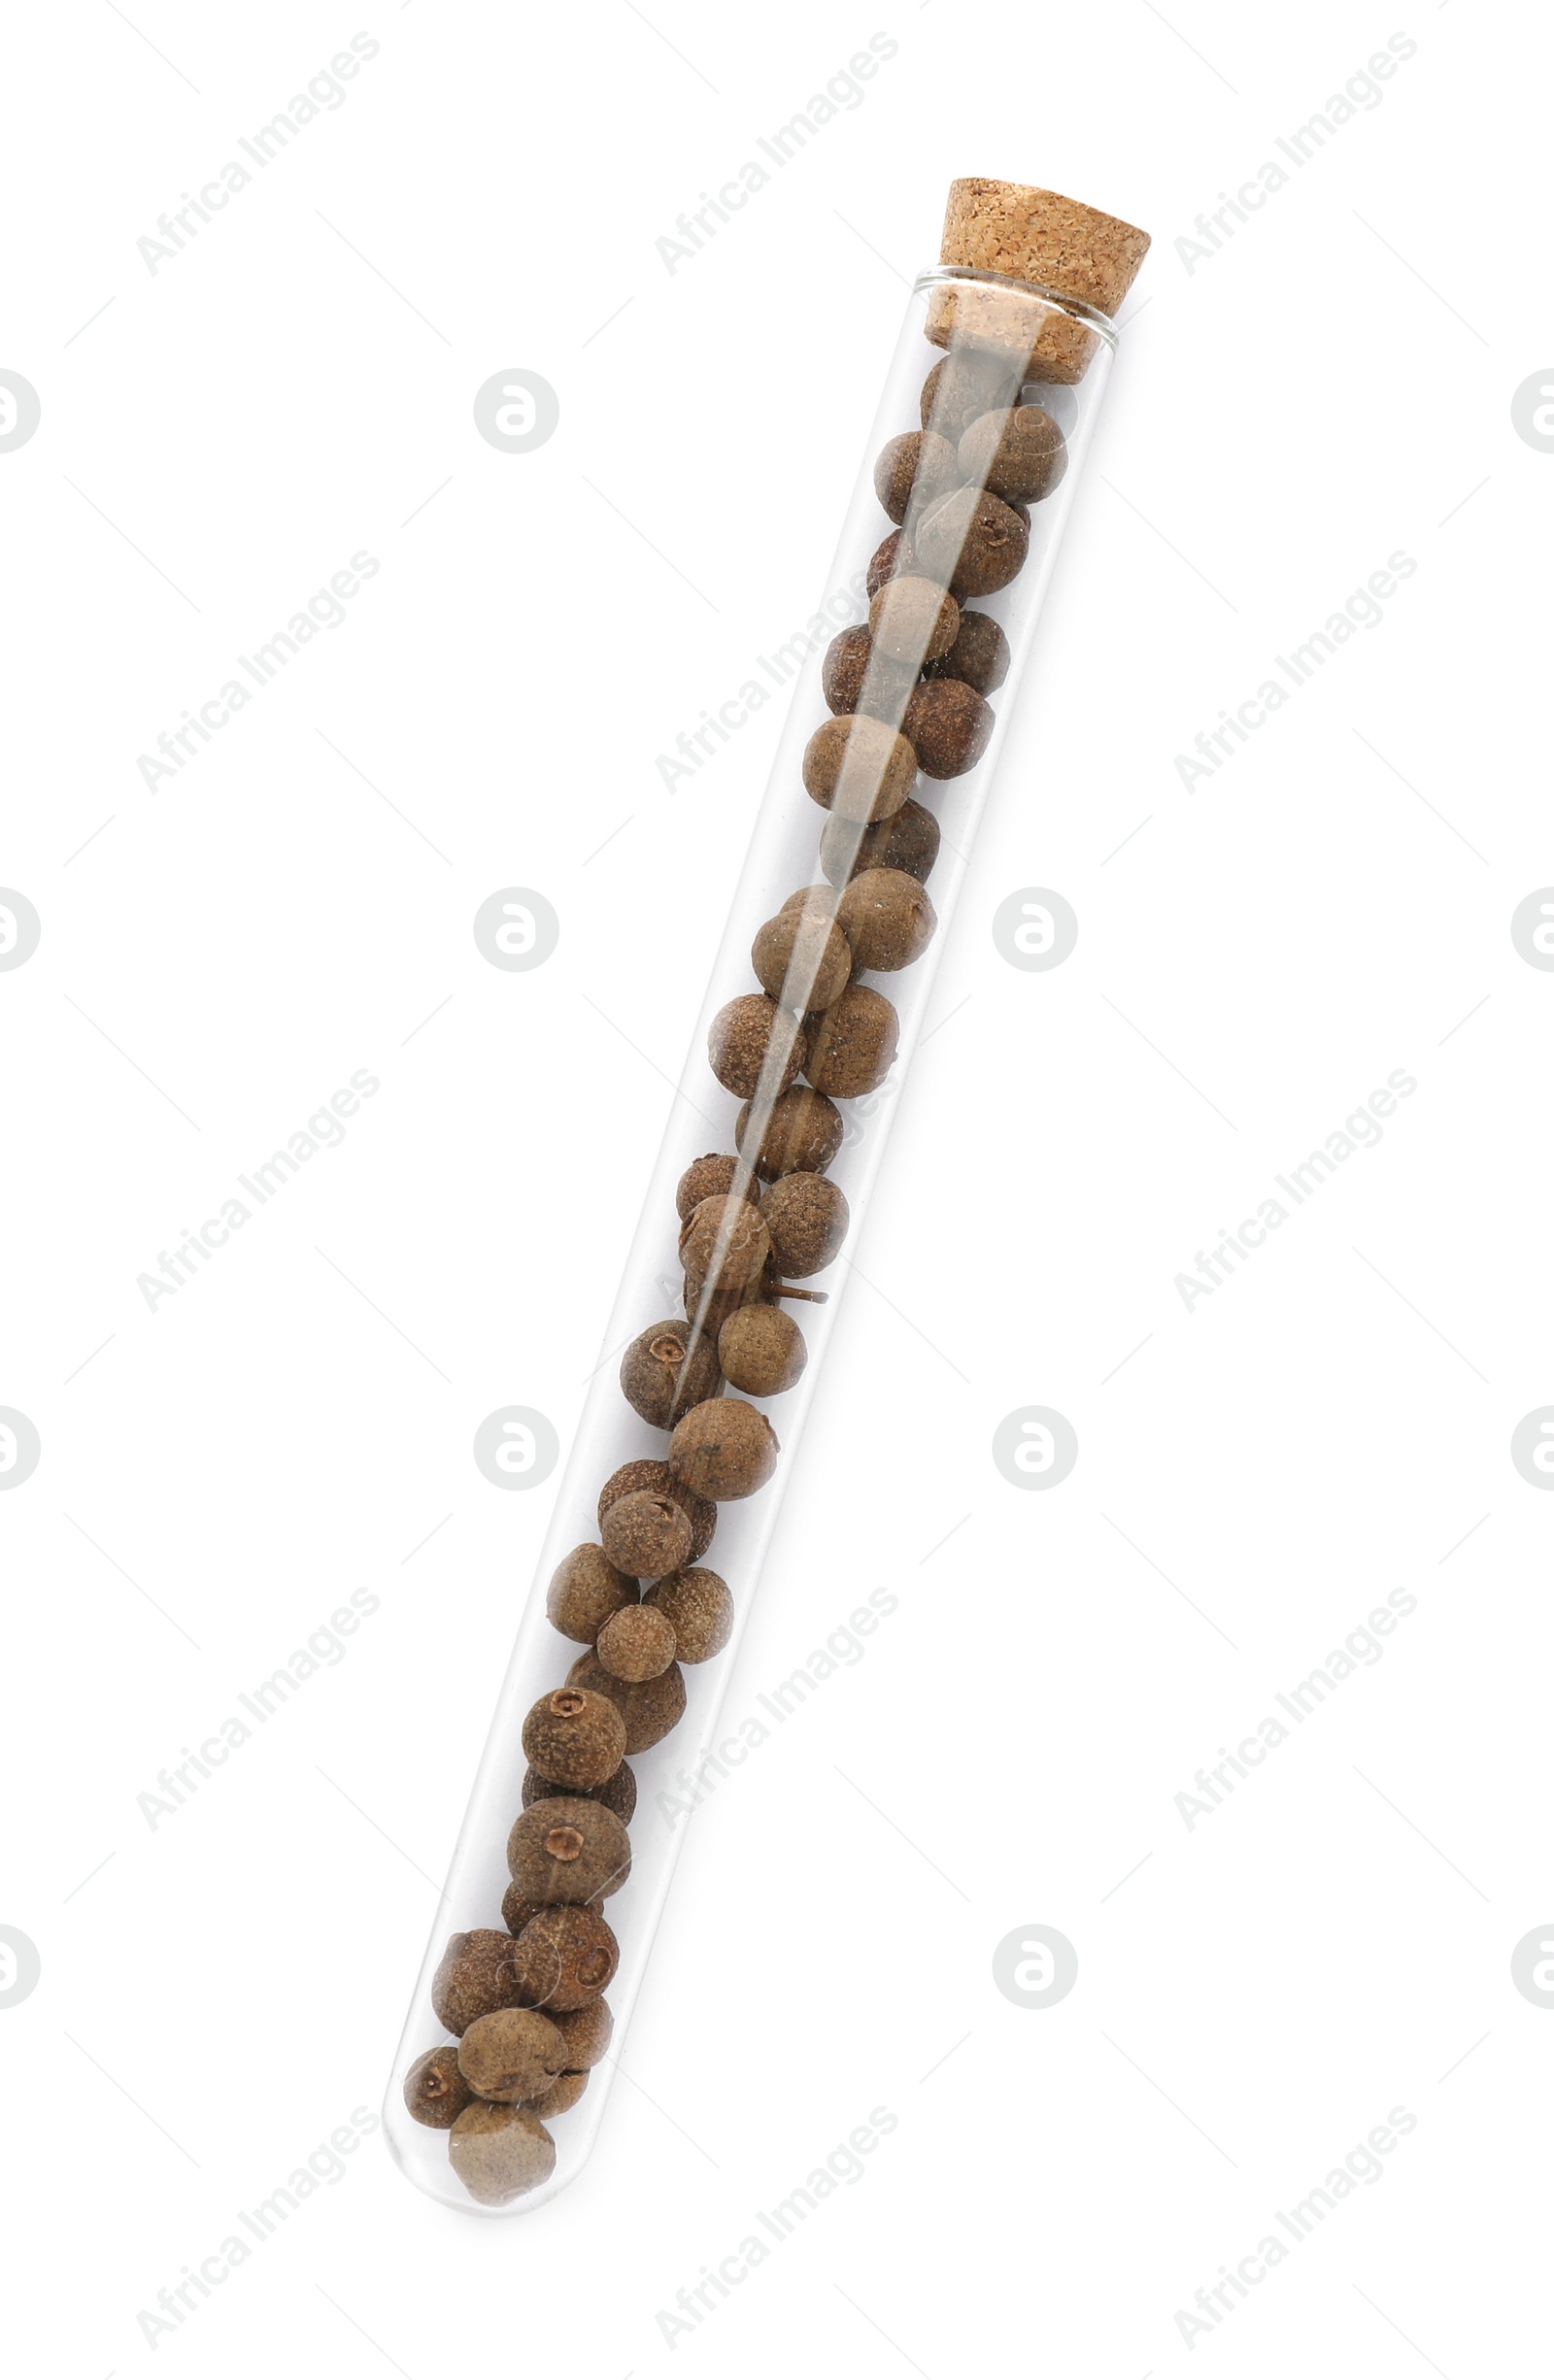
(386, 265, 1119, 2211)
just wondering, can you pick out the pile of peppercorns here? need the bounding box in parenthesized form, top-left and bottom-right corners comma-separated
(406, 337, 1065, 2206)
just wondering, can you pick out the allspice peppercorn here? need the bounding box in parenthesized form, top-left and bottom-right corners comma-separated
(669, 1395, 779, 1500)
(678, 1194, 770, 1296)
(620, 1319, 723, 1429)
(804, 983, 899, 1098)
(644, 1567, 734, 1662)
(837, 867, 937, 971)
(597, 1601, 678, 1683)
(864, 528, 914, 599)
(507, 1795, 631, 1905)
(554, 1996, 613, 2068)
(501, 1883, 541, 1936)
(735, 1085, 843, 1180)
(920, 349, 1021, 445)
(902, 678, 995, 778)
(819, 796, 940, 889)
(598, 1461, 716, 1561)
(457, 2007, 568, 2104)
(821, 625, 915, 721)
(762, 1173, 849, 1277)
(751, 901, 852, 1012)
(521, 1687, 627, 1792)
(867, 575, 959, 666)
(914, 485, 1030, 598)
(872, 428, 960, 525)
(523, 1760, 637, 1825)
(526, 2070, 589, 2120)
(708, 994, 806, 1100)
(801, 715, 917, 823)
(718, 1303, 807, 1396)
(599, 1489, 694, 1581)
(431, 1929, 525, 2036)
(448, 2101, 556, 2204)
(675, 1152, 740, 1223)
(403, 2045, 474, 2129)
(567, 1647, 689, 1753)
(546, 1544, 639, 1642)
(509, 1903, 620, 2012)
(929, 607, 1009, 696)
(958, 404, 1066, 505)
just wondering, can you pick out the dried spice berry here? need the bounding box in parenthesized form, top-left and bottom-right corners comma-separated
(501, 1883, 542, 1936)
(718, 1303, 807, 1396)
(821, 624, 915, 722)
(679, 1194, 770, 1293)
(567, 1647, 689, 1752)
(873, 428, 960, 525)
(735, 1084, 843, 1180)
(457, 2007, 568, 2104)
(865, 529, 915, 599)
(547, 1544, 639, 1641)
(804, 984, 899, 1098)
(708, 994, 806, 1100)
(599, 1461, 716, 1561)
(403, 2045, 474, 2129)
(669, 1396, 779, 1500)
(920, 350, 1022, 444)
(752, 902, 852, 1012)
(958, 404, 1066, 505)
(762, 1173, 849, 1277)
(510, 1902, 620, 2012)
(675, 1152, 740, 1223)
(596, 1602, 678, 1683)
(527, 2069, 589, 2119)
(521, 1687, 627, 1791)
(600, 1488, 694, 1580)
(644, 1567, 735, 1661)
(838, 867, 937, 972)
(914, 486, 1030, 599)
(867, 576, 959, 667)
(507, 1794, 631, 1905)
(620, 1319, 723, 1430)
(820, 796, 940, 889)
(523, 1760, 637, 1825)
(683, 1264, 764, 1337)
(448, 2101, 556, 2204)
(903, 679, 995, 779)
(802, 716, 918, 823)
(554, 1996, 613, 2068)
(929, 608, 1009, 696)
(431, 1929, 525, 2035)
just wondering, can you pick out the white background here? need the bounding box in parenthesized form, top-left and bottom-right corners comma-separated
(3, 0, 1550, 2371)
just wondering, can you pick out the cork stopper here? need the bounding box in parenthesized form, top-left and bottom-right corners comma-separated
(928, 177, 1151, 385)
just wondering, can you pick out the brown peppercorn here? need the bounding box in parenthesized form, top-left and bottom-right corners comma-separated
(599, 1461, 716, 1561)
(958, 404, 1066, 505)
(804, 983, 899, 1098)
(679, 1193, 770, 1295)
(526, 2069, 589, 2120)
(708, 994, 806, 1100)
(903, 679, 995, 779)
(802, 715, 917, 824)
(620, 1318, 723, 1430)
(821, 624, 916, 722)
(669, 1395, 779, 1500)
(864, 528, 915, 599)
(547, 1544, 639, 1641)
(735, 1085, 843, 1180)
(867, 576, 959, 667)
(597, 1602, 678, 1682)
(431, 1929, 525, 2036)
(675, 1152, 740, 1223)
(521, 1686, 627, 1791)
(501, 1883, 542, 1936)
(920, 350, 1022, 444)
(718, 1303, 807, 1396)
(554, 1996, 613, 2068)
(873, 428, 960, 526)
(762, 1173, 849, 1277)
(819, 796, 940, 889)
(567, 1647, 689, 1753)
(599, 1489, 694, 1581)
(751, 901, 852, 1012)
(403, 2045, 474, 2129)
(683, 1264, 764, 1336)
(914, 486, 1030, 599)
(457, 2007, 568, 2104)
(448, 2101, 556, 2204)
(522, 1760, 637, 1823)
(838, 867, 937, 971)
(644, 1567, 735, 1662)
(510, 1904, 620, 2013)
(507, 1794, 631, 1905)
(929, 608, 1009, 696)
